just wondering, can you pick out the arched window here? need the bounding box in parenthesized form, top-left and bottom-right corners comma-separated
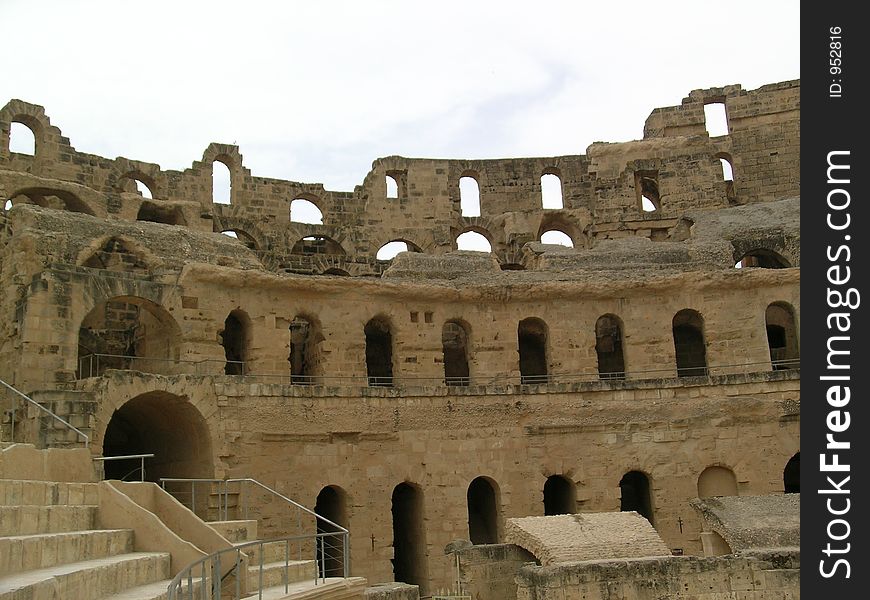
(766, 303, 799, 370)
(365, 317, 393, 386)
(386, 175, 399, 199)
(291, 236, 345, 256)
(391, 482, 428, 592)
(636, 171, 660, 213)
(442, 321, 470, 386)
(673, 309, 707, 377)
(595, 315, 625, 379)
(212, 160, 231, 205)
(783, 453, 799, 493)
(539, 230, 573, 247)
(456, 231, 491, 252)
(735, 249, 791, 269)
(290, 198, 323, 224)
(719, 157, 734, 182)
(377, 240, 421, 260)
(315, 486, 348, 578)
(221, 310, 250, 375)
(619, 471, 654, 524)
(704, 102, 729, 137)
(518, 318, 548, 384)
(541, 172, 563, 209)
(220, 229, 258, 251)
(9, 121, 36, 155)
(289, 316, 322, 384)
(459, 175, 480, 217)
(467, 477, 499, 544)
(697, 466, 738, 498)
(543, 475, 575, 515)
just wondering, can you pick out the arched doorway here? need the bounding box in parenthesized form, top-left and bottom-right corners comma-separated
(673, 309, 708, 377)
(442, 321, 470, 386)
(543, 475, 575, 515)
(595, 314, 626, 379)
(619, 471, 654, 524)
(391, 482, 428, 592)
(766, 303, 799, 370)
(315, 486, 349, 577)
(365, 317, 394, 386)
(221, 310, 250, 375)
(783, 453, 800, 493)
(467, 477, 499, 544)
(518, 318, 548, 384)
(698, 466, 738, 498)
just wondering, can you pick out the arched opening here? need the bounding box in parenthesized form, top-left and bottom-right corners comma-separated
(9, 121, 36, 155)
(543, 475, 575, 515)
(636, 171, 660, 213)
(518, 318, 548, 384)
(290, 198, 324, 224)
(704, 102, 729, 137)
(467, 477, 499, 544)
(82, 238, 149, 274)
(541, 172, 563, 209)
(77, 297, 181, 378)
(539, 230, 573, 247)
(137, 201, 186, 226)
(377, 240, 422, 261)
(212, 160, 232, 205)
(442, 321, 470, 386)
(220, 310, 250, 375)
(459, 175, 481, 217)
(698, 466, 738, 498)
(735, 249, 791, 269)
(4, 199, 11, 211)
(500, 263, 525, 271)
(595, 314, 625, 380)
(386, 175, 399, 199)
(456, 231, 491, 252)
(766, 302, 799, 370)
(719, 157, 734, 182)
(321, 268, 351, 276)
(783, 452, 800, 493)
(291, 236, 346, 256)
(619, 471, 654, 524)
(220, 229, 258, 251)
(289, 316, 323, 384)
(102, 391, 212, 484)
(315, 486, 348, 578)
(365, 317, 393, 386)
(391, 482, 428, 592)
(10, 188, 95, 215)
(673, 309, 707, 377)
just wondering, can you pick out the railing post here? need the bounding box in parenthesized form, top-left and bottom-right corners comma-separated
(343, 532, 350, 578)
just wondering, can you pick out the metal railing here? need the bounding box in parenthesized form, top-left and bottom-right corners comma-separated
(94, 453, 154, 481)
(162, 477, 349, 600)
(1, 378, 90, 447)
(74, 353, 800, 389)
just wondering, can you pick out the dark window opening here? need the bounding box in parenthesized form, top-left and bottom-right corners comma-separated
(543, 475, 575, 516)
(291, 236, 346, 256)
(518, 318, 548, 384)
(619, 471, 654, 525)
(673, 309, 708, 377)
(290, 316, 322, 384)
(136, 201, 186, 226)
(783, 453, 800, 493)
(365, 318, 393, 386)
(595, 315, 625, 380)
(635, 171, 660, 213)
(315, 486, 348, 578)
(442, 321, 470, 386)
(467, 477, 499, 544)
(735, 249, 791, 269)
(391, 483, 428, 592)
(221, 311, 248, 375)
(766, 303, 799, 371)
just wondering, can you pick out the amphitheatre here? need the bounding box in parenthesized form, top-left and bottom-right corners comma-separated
(0, 79, 799, 599)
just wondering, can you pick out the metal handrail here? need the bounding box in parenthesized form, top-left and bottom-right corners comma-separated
(1, 378, 90, 447)
(94, 453, 155, 482)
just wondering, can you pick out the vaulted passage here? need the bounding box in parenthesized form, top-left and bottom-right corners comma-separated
(365, 317, 393, 386)
(315, 486, 348, 577)
(783, 453, 800, 493)
(518, 318, 548, 384)
(698, 466, 738, 498)
(290, 316, 323, 384)
(766, 303, 799, 370)
(442, 321, 470, 386)
(102, 391, 213, 484)
(543, 475, 575, 516)
(619, 471, 654, 524)
(391, 483, 428, 592)
(735, 249, 791, 268)
(221, 310, 250, 375)
(595, 314, 625, 379)
(467, 477, 499, 544)
(136, 201, 186, 225)
(77, 297, 181, 378)
(672, 309, 707, 377)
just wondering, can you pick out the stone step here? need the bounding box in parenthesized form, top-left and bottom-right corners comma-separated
(0, 551, 170, 600)
(247, 559, 316, 591)
(100, 577, 208, 600)
(0, 479, 100, 506)
(0, 505, 97, 536)
(209, 519, 257, 543)
(241, 577, 367, 600)
(235, 539, 295, 565)
(0, 529, 133, 577)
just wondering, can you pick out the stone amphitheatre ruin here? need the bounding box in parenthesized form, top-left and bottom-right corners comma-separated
(0, 79, 799, 599)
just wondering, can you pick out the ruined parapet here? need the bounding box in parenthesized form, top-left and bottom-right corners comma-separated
(504, 513, 670, 566)
(690, 494, 800, 556)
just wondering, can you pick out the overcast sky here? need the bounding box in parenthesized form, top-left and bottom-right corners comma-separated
(2, 0, 799, 192)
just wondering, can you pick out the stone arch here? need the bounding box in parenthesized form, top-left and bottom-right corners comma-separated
(8, 187, 96, 216)
(220, 309, 251, 375)
(101, 390, 213, 484)
(698, 465, 738, 498)
(289, 313, 325, 384)
(376, 239, 423, 261)
(291, 235, 347, 256)
(1, 104, 50, 157)
(391, 481, 428, 592)
(211, 155, 234, 205)
(455, 229, 493, 253)
(116, 170, 159, 200)
(77, 296, 182, 378)
(442, 319, 471, 386)
(595, 314, 626, 379)
(619, 470, 654, 525)
(734, 247, 792, 269)
(766, 302, 799, 370)
(543, 474, 575, 515)
(783, 452, 799, 493)
(673, 309, 708, 377)
(715, 152, 736, 201)
(365, 315, 394, 386)
(315, 485, 349, 577)
(540, 168, 563, 210)
(467, 476, 500, 544)
(290, 196, 324, 225)
(212, 216, 269, 251)
(220, 229, 260, 251)
(537, 213, 585, 248)
(518, 317, 548, 384)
